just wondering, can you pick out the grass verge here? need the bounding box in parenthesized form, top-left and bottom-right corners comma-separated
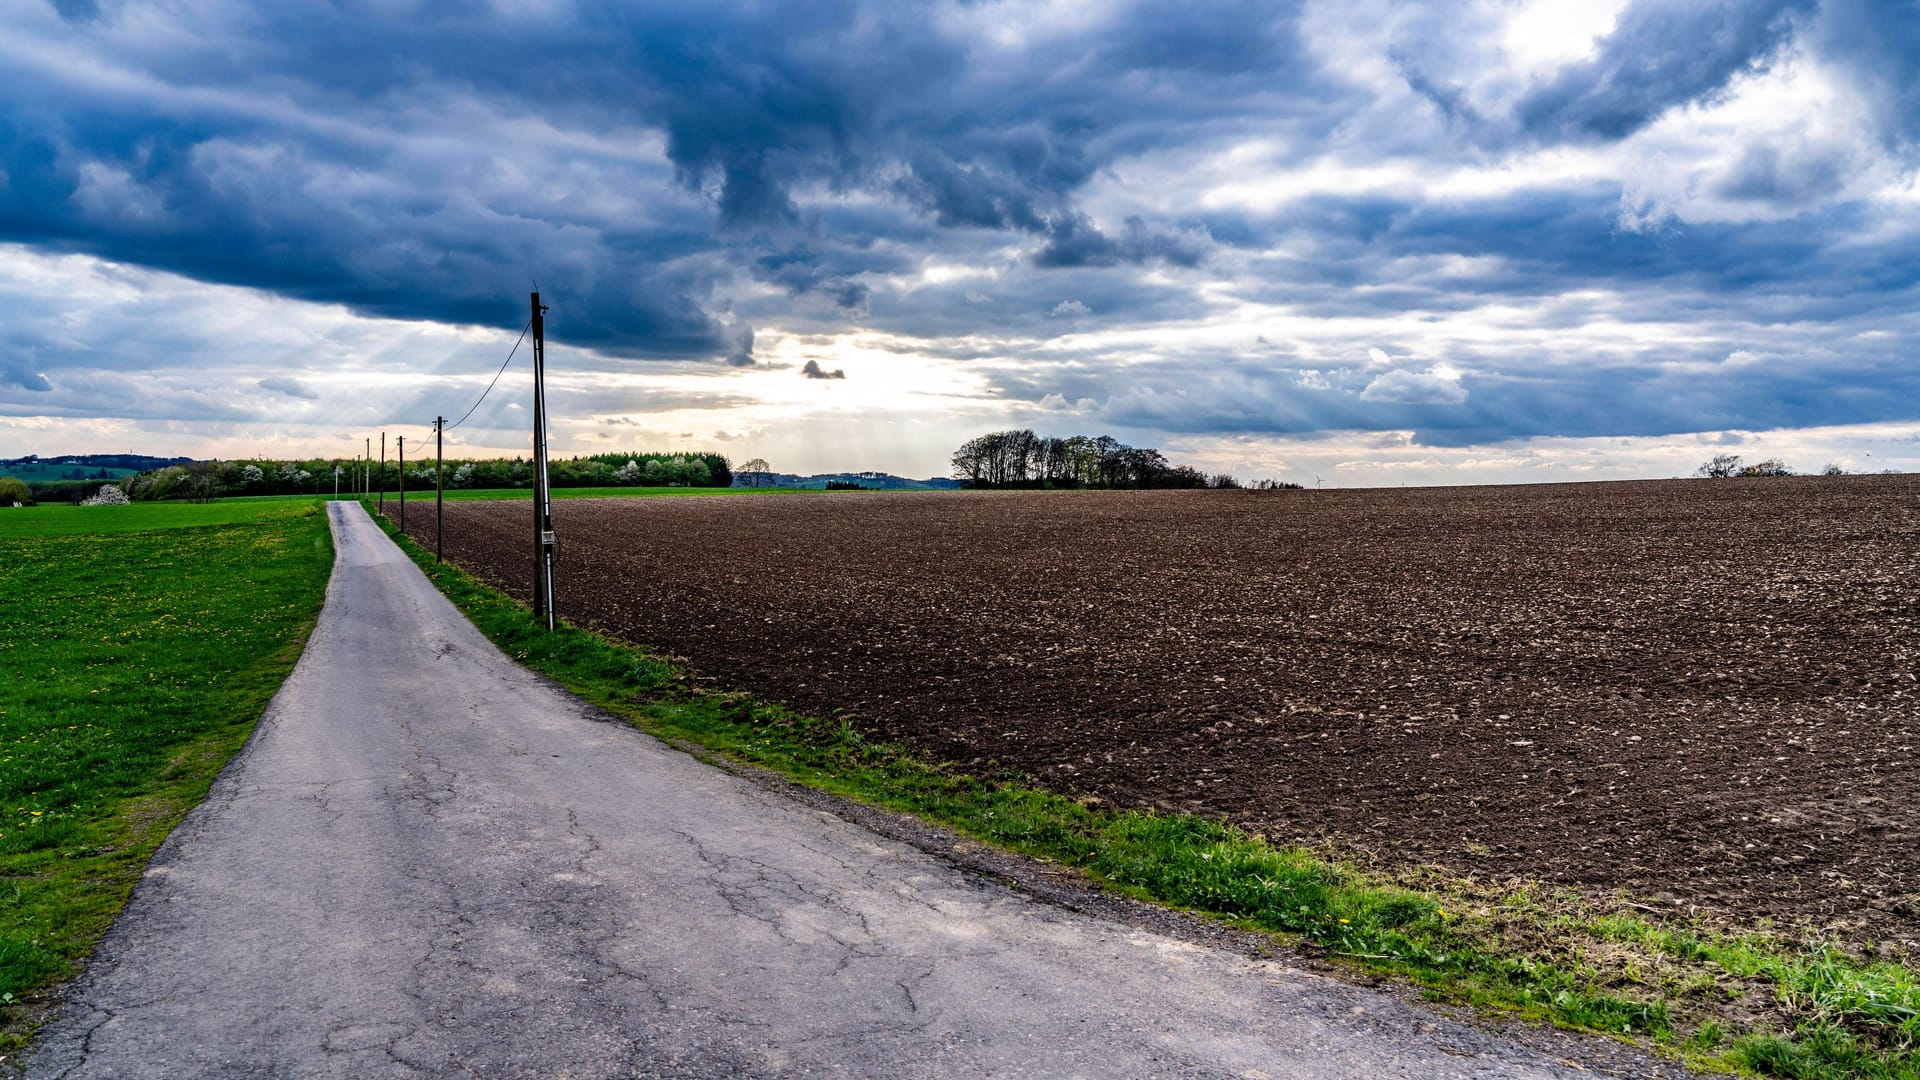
(0, 499, 333, 1055)
(366, 504, 1917, 1079)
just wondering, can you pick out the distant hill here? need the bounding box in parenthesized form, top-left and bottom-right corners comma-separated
(2, 453, 192, 483)
(734, 471, 961, 491)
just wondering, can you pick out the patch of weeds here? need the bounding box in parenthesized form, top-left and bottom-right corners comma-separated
(1734, 1023, 1916, 1080)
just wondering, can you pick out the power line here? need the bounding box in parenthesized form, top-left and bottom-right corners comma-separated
(443, 318, 532, 433)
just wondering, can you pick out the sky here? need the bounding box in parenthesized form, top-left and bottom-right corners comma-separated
(0, 0, 1916, 485)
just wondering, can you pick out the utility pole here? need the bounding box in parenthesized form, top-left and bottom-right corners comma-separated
(435, 417, 445, 563)
(378, 432, 386, 513)
(364, 437, 371, 496)
(398, 436, 406, 530)
(531, 291, 555, 631)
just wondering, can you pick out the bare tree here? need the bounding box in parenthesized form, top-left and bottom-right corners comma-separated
(738, 457, 773, 488)
(1697, 454, 1744, 479)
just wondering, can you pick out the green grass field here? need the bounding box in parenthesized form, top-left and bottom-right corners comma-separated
(0, 498, 333, 1050)
(0, 501, 323, 537)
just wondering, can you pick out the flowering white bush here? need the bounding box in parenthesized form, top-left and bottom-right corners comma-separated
(613, 460, 643, 484)
(242, 464, 264, 484)
(80, 484, 131, 506)
(452, 463, 475, 487)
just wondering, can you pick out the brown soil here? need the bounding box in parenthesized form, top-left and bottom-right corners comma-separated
(391, 476, 1920, 945)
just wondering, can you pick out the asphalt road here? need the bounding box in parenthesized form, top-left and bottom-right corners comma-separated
(29, 501, 1671, 1078)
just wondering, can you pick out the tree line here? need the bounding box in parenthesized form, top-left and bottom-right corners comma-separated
(32, 451, 733, 502)
(950, 430, 1245, 489)
(1695, 454, 1852, 479)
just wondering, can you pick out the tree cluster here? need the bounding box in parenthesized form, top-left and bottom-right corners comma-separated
(64, 451, 733, 502)
(950, 430, 1233, 490)
(1696, 454, 1800, 479)
(550, 452, 731, 489)
(423, 452, 731, 490)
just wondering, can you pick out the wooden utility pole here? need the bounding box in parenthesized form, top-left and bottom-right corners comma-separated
(531, 291, 555, 630)
(398, 436, 406, 530)
(378, 432, 386, 512)
(435, 417, 445, 563)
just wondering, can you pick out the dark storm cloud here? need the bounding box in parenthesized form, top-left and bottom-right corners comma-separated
(2, 365, 52, 392)
(1815, 0, 1920, 148)
(0, 112, 727, 356)
(258, 376, 317, 400)
(724, 323, 757, 368)
(1032, 215, 1213, 269)
(48, 0, 97, 23)
(854, 260, 1218, 346)
(899, 153, 1048, 231)
(1710, 142, 1850, 206)
(1515, 0, 1815, 141)
(751, 248, 872, 312)
(800, 359, 846, 380)
(0, 0, 1312, 359)
(1205, 186, 1920, 322)
(1392, 56, 1475, 128)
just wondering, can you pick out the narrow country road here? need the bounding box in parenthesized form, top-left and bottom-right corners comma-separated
(29, 502, 1674, 1078)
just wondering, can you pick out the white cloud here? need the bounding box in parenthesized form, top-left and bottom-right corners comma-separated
(1610, 47, 1887, 230)
(1049, 299, 1091, 318)
(1359, 364, 1468, 404)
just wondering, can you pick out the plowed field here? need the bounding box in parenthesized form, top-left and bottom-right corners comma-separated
(388, 476, 1920, 944)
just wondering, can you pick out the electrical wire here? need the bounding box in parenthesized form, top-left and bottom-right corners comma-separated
(443, 318, 532, 433)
